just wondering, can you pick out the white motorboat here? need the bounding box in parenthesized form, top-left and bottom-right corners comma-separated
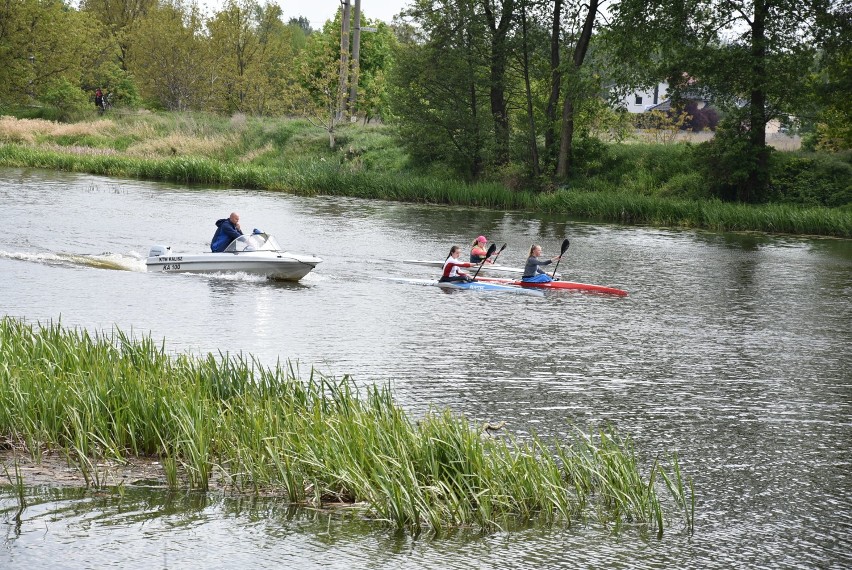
(146, 233, 322, 281)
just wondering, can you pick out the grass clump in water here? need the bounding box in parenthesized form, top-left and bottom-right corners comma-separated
(0, 318, 694, 534)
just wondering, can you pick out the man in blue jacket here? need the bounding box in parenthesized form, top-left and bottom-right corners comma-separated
(211, 212, 243, 252)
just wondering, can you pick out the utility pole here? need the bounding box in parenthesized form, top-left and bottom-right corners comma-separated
(348, 0, 361, 122)
(338, 0, 351, 121)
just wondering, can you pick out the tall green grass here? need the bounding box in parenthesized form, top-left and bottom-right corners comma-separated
(0, 317, 693, 535)
(1, 142, 847, 237)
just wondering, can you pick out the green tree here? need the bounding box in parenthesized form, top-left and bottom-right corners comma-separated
(389, 0, 491, 178)
(807, 10, 852, 151)
(608, 0, 842, 202)
(556, 0, 601, 179)
(126, 2, 212, 111)
(296, 17, 348, 147)
(207, 0, 269, 113)
(246, 3, 302, 116)
(348, 20, 397, 121)
(287, 18, 310, 50)
(288, 16, 312, 36)
(296, 13, 396, 145)
(482, 0, 515, 165)
(203, 1, 303, 115)
(0, 0, 111, 112)
(80, 0, 158, 70)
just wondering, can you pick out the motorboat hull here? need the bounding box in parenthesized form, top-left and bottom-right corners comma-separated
(146, 252, 322, 281)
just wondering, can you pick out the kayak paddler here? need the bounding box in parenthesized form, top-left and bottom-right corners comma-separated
(469, 236, 493, 264)
(440, 245, 475, 283)
(521, 244, 561, 283)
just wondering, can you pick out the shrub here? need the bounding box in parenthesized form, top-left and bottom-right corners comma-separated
(571, 136, 610, 177)
(40, 79, 93, 122)
(659, 171, 711, 199)
(770, 152, 852, 207)
(693, 119, 772, 202)
(682, 102, 719, 132)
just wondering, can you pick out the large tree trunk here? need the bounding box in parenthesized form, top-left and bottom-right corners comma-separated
(471, 79, 483, 179)
(556, 0, 597, 179)
(744, 0, 769, 202)
(337, 0, 351, 121)
(467, 26, 483, 179)
(483, 0, 514, 166)
(544, 0, 562, 168)
(521, 2, 540, 177)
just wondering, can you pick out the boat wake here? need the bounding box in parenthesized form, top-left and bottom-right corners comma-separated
(171, 270, 318, 288)
(0, 250, 147, 272)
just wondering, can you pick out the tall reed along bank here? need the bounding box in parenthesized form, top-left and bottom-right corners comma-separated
(0, 317, 694, 535)
(0, 115, 849, 237)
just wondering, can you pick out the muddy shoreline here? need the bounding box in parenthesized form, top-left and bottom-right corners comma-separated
(1, 449, 182, 489)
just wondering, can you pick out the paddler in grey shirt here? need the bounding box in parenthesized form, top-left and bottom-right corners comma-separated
(522, 244, 561, 283)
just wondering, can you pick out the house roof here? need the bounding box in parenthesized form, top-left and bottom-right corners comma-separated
(645, 88, 712, 112)
(645, 99, 672, 112)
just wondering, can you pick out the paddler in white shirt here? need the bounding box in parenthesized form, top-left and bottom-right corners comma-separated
(440, 245, 475, 283)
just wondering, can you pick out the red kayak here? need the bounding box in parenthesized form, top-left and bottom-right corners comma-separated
(476, 277, 628, 296)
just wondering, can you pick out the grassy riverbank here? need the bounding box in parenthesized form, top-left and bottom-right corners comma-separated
(1, 113, 849, 237)
(0, 317, 694, 535)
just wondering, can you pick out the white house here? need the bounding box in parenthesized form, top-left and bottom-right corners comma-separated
(620, 82, 669, 113)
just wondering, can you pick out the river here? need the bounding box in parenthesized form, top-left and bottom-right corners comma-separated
(1, 168, 850, 569)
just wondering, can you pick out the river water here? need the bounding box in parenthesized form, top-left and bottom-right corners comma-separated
(1, 168, 850, 569)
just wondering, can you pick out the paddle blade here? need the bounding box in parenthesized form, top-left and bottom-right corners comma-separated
(472, 243, 498, 280)
(552, 238, 570, 278)
(488, 243, 507, 269)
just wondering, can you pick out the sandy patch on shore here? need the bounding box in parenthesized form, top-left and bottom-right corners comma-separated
(1, 450, 176, 489)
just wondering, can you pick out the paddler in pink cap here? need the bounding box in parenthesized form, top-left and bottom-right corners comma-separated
(469, 235, 493, 264)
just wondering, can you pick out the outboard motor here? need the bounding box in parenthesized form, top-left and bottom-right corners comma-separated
(148, 245, 170, 258)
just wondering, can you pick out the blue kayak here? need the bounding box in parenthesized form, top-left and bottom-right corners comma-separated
(435, 281, 544, 296)
(385, 277, 543, 296)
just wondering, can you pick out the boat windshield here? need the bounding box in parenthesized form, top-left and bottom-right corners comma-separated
(223, 233, 282, 253)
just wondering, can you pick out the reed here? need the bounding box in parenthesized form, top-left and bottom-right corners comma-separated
(2, 459, 27, 524)
(0, 317, 694, 535)
(1, 135, 848, 235)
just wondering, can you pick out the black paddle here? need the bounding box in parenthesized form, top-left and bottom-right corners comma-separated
(550, 239, 570, 278)
(471, 243, 498, 281)
(489, 242, 507, 266)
